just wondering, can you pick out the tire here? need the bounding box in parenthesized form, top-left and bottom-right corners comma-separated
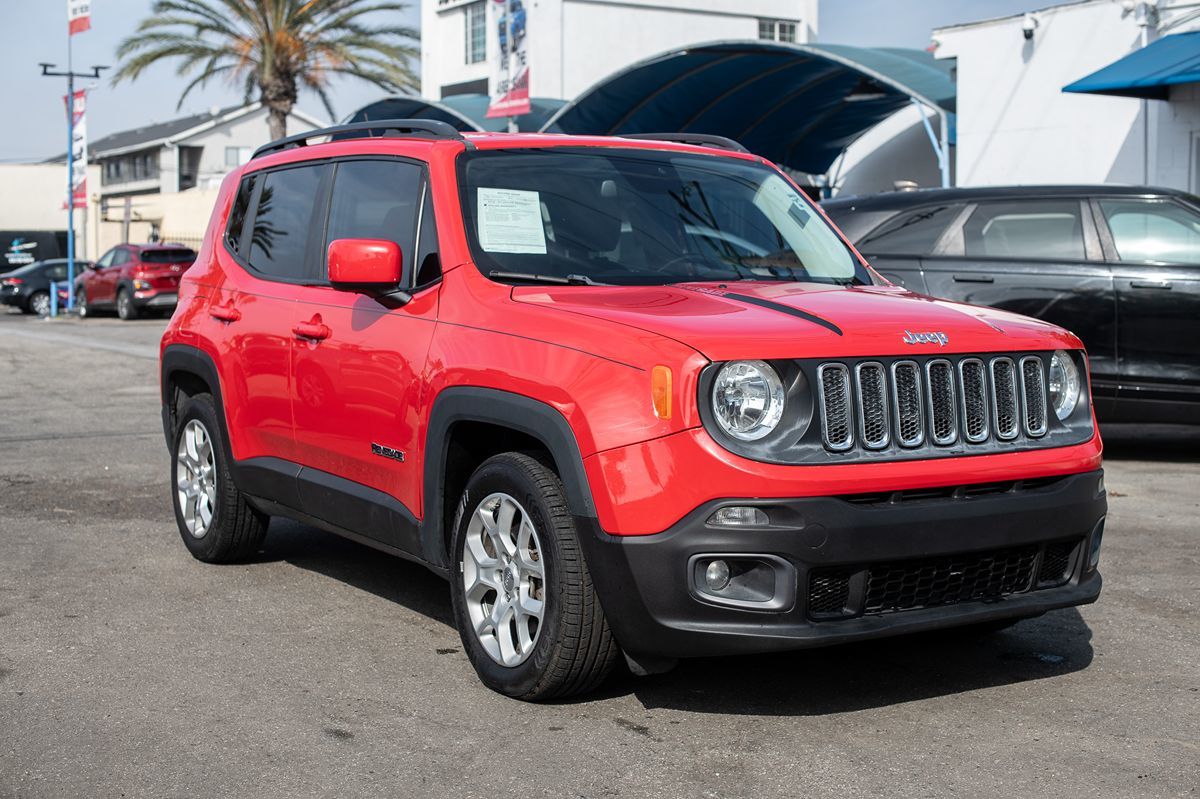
(116, 288, 138, 320)
(77, 289, 90, 318)
(170, 392, 268, 563)
(450, 452, 619, 700)
(27, 291, 50, 317)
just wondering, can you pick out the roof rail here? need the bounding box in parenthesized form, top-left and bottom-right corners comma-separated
(251, 118, 469, 160)
(618, 132, 750, 154)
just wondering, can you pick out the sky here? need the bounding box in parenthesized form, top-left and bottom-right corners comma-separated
(0, 0, 1046, 163)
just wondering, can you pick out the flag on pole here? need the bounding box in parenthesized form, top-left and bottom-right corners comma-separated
(64, 91, 88, 210)
(68, 0, 91, 35)
(487, 0, 531, 119)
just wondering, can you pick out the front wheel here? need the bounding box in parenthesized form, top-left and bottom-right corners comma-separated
(76, 288, 90, 318)
(450, 453, 619, 700)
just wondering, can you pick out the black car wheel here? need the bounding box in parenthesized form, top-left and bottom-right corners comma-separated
(77, 289, 90, 318)
(27, 291, 50, 317)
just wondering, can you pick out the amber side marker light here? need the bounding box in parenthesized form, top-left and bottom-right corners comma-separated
(651, 365, 673, 420)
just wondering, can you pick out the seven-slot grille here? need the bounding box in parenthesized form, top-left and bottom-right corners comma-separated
(818, 354, 1049, 452)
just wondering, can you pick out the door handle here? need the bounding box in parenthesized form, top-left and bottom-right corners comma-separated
(209, 303, 241, 323)
(293, 315, 332, 341)
(1130, 280, 1172, 290)
(952, 274, 994, 283)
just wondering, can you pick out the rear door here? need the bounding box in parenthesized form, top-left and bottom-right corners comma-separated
(852, 203, 964, 291)
(96, 247, 129, 304)
(289, 157, 440, 552)
(920, 198, 1118, 407)
(1094, 195, 1200, 421)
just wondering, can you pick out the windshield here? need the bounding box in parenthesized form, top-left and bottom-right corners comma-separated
(141, 249, 196, 264)
(459, 148, 871, 286)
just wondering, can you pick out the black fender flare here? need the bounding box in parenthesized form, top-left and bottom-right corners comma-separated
(420, 387, 597, 569)
(160, 344, 230, 455)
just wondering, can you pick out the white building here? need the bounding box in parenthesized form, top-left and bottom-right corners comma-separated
(421, 0, 819, 100)
(933, 0, 1200, 191)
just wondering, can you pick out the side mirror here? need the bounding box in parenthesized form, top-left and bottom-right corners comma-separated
(328, 238, 403, 286)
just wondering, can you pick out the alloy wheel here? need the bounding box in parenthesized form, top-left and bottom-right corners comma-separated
(176, 419, 217, 538)
(461, 492, 546, 667)
(30, 293, 50, 317)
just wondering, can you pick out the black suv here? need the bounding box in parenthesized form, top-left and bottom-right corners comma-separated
(823, 186, 1200, 424)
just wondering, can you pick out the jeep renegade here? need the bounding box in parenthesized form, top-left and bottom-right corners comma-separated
(160, 121, 1106, 700)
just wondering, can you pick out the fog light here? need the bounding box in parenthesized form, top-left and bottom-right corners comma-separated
(705, 559, 731, 592)
(1088, 518, 1105, 570)
(708, 506, 769, 527)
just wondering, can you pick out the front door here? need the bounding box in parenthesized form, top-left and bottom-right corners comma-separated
(290, 158, 441, 549)
(1094, 196, 1200, 422)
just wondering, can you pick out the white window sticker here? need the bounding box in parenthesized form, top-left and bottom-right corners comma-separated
(477, 188, 547, 254)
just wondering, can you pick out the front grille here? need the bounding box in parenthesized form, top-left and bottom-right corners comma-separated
(816, 353, 1054, 454)
(807, 538, 1081, 621)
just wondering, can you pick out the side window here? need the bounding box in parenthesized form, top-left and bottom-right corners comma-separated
(325, 159, 424, 282)
(414, 183, 441, 287)
(1098, 199, 1200, 265)
(857, 205, 958, 255)
(95, 248, 116, 269)
(111, 249, 131, 267)
(226, 174, 257, 255)
(47, 264, 68, 281)
(247, 164, 326, 280)
(963, 200, 1085, 260)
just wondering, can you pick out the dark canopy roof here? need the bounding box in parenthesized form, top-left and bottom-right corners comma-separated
(1063, 31, 1200, 100)
(344, 94, 566, 133)
(540, 41, 956, 175)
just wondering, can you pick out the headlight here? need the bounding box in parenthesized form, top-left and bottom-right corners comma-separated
(1048, 350, 1081, 420)
(712, 360, 785, 441)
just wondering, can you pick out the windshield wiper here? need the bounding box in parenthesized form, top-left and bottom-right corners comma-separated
(489, 271, 609, 286)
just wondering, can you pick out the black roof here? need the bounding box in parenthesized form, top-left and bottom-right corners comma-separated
(823, 184, 1198, 211)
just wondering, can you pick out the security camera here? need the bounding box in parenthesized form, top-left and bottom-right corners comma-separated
(1022, 13, 1039, 40)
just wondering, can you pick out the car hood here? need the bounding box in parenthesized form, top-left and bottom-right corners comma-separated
(511, 281, 1081, 362)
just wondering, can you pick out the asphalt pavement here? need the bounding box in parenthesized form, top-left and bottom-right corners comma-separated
(1, 308, 1197, 798)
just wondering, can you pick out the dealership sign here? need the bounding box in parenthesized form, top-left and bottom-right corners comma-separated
(68, 0, 91, 35)
(64, 90, 88, 210)
(487, 0, 530, 119)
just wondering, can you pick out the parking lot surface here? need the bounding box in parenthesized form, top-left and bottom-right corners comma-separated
(1, 309, 1197, 798)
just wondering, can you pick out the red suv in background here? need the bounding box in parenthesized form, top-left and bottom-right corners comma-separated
(78, 243, 196, 320)
(160, 121, 1106, 700)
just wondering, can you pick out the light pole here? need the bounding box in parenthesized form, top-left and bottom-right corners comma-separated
(39, 61, 107, 312)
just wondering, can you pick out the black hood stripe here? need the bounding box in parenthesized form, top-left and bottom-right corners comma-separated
(723, 292, 844, 336)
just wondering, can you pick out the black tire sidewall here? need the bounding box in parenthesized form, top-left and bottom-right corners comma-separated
(117, 289, 135, 320)
(449, 456, 570, 698)
(170, 395, 231, 561)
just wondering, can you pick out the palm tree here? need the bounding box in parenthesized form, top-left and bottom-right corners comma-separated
(114, 0, 420, 140)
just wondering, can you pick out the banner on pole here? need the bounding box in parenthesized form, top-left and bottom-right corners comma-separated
(64, 90, 88, 210)
(68, 0, 91, 35)
(486, 0, 530, 119)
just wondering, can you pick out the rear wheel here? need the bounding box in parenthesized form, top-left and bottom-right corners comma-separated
(450, 453, 619, 700)
(116, 288, 138, 320)
(171, 392, 268, 563)
(77, 289, 90, 318)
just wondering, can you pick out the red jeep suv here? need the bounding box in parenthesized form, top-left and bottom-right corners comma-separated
(160, 121, 1106, 700)
(79, 243, 196, 320)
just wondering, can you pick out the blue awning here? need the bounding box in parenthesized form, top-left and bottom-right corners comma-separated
(1063, 31, 1200, 100)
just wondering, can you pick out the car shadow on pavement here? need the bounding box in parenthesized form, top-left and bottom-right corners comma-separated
(1099, 423, 1200, 463)
(258, 519, 1095, 715)
(259, 517, 456, 627)
(613, 610, 1094, 715)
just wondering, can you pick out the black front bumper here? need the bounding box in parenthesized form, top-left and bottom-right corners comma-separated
(578, 470, 1106, 659)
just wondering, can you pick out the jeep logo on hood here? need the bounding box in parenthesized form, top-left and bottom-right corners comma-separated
(902, 330, 949, 346)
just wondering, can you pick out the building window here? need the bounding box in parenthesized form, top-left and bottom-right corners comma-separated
(225, 146, 252, 167)
(759, 18, 798, 43)
(465, 1, 486, 64)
